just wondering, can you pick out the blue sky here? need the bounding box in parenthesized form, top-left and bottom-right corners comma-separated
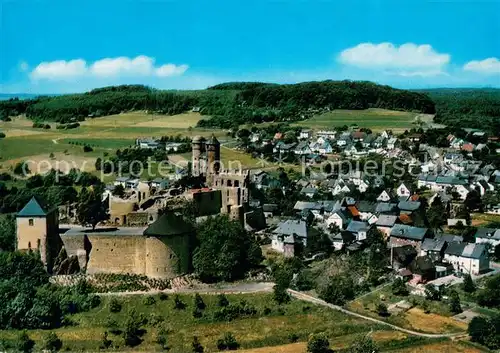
(1, 0, 499, 93)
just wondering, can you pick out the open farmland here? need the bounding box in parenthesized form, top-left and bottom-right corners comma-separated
(293, 108, 424, 132)
(0, 112, 231, 174)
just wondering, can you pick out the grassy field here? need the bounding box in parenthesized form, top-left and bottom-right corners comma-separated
(0, 293, 376, 352)
(0, 112, 235, 175)
(293, 108, 420, 132)
(347, 286, 468, 335)
(0, 292, 481, 353)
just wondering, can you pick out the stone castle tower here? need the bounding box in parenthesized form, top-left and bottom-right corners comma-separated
(16, 196, 61, 273)
(191, 134, 221, 179)
(191, 135, 205, 177)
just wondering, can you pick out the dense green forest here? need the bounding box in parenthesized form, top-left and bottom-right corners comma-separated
(0, 81, 434, 127)
(420, 88, 500, 134)
(1, 82, 499, 133)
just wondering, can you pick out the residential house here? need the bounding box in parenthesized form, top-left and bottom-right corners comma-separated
(325, 210, 349, 230)
(250, 170, 269, 189)
(329, 231, 355, 251)
(331, 179, 351, 196)
(376, 202, 398, 215)
(311, 141, 333, 154)
(377, 190, 395, 202)
(376, 215, 398, 238)
(372, 136, 386, 149)
(391, 245, 418, 270)
(474, 180, 494, 196)
(396, 183, 412, 198)
(150, 178, 169, 190)
(443, 243, 489, 275)
(114, 176, 130, 188)
(444, 153, 463, 164)
(317, 130, 337, 139)
(346, 221, 369, 241)
(356, 201, 377, 222)
(474, 228, 500, 250)
(299, 129, 312, 140)
(272, 219, 308, 257)
(387, 137, 399, 150)
(262, 204, 279, 218)
(301, 185, 318, 198)
(136, 138, 159, 149)
(294, 141, 312, 156)
(398, 200, 421, 215)
(164, 142, 184, 152)
(409, 256, 436, 283)
(420, 238, 446, 262)
(352, 131, 366, 142)
(389, 224, 428, 251)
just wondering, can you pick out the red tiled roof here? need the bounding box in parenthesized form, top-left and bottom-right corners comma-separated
(399, 214, 413, 224)
(410, 194, 420, 201)
(347, 206, 360, 217)
(461, 143, 474, 152)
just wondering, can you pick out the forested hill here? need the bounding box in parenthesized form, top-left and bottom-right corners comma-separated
(419, 88, 500, 134)
(0, 81, 435, 128)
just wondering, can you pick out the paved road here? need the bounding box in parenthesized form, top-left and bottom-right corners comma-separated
(287, 289, 467, 339)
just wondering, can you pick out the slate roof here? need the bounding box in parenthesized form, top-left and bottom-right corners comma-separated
(346, 221, 369, 233)
(294, 201, 317, 211)
(273, 219, 308, 239)
(440, 234, 464, 243)
(301, 187, 318, 195)
(356, 201, 377, 213)
(461, 243, 487, 259)
(475, 228, 500, 240)
(390, 224, 427, 241)
(444, 242, 466, 256)
(376, 202, 397, 214)
(421, 238, 446, 252)
(376, 215, 398, 227)
(144, 212, 195, 236)
(262, 204, 278, 212)
(398, 201, 421, 211)
(17, 196, 52, 217)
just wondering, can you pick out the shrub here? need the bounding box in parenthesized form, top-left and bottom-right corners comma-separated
(307, 333, 330, 353)
(99, 332, 112, 349)
(217, 294, 229, 307)
(273, 284, 290, 304)
(194, 293, 206, 310)
(173, 295, 186, 310)
(159, 292, 168, 301)
(42, 332, 63, 352)
(216, 332, 239, 351)
(143, 295, 156, 306)
(377, 302, 389, 317)
(123, 309, 145, 347)
(462, 274, 476, 293)
(192, 336, 204, 353)
(193, 307, 203, 318)
(391, 278, 409, 296)
(288, 333, 300, 343)
(155, 327, 169, 350)
(106, 318, 122, 335)
(16, 331, 35, 353)
(83, 145, 93, 152)
(109, 298, 122, 313)
(0, 132, 5, 139)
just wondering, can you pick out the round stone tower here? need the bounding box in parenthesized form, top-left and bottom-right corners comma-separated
(191, 136, 204, 176)
(206, 134, 220, 177)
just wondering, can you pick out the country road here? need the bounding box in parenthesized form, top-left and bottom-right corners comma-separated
(288, 289, 467, 339)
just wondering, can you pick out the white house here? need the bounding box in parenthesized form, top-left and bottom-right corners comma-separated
(474, 180, 494, 196)
(443, 243, 489, 276)
(346, 221, 369, 241)
(377, 190, 393, 202)
(396, 183, 412, 198)
(331, 180, 351, 196)
(299, 130, 312, 140)
(272, 219, 308, 256)
(475, 228, 500, 250)
(357, 179, 369, 193)
(325, 211, 348, 230)
(387, 137, 399, 150)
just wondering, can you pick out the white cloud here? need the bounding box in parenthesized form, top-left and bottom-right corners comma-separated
(156, 63, 189, 77)
(30, 56, 188, 80)
(463, 57, 500, 74)
(338, 42, 450, 76)
(31, 59, 87, 80)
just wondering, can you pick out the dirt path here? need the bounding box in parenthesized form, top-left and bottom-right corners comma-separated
(97, 282, 275, 296)
(288, 289, 467, 339)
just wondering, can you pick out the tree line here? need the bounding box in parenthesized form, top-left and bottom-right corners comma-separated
(1, 81, 435, 128)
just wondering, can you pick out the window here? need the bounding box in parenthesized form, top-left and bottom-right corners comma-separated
(28, 219, 34, 226)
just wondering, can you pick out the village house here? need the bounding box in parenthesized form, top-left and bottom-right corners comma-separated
(443, 243, 489, 275)
(272, 219, 308, 257)
(376, 214, 398, 238)
(420, 238, 446, 262)
(474, 228, 500, 250)
(346, 221, 369, 241)
(325, 210, 349, 230)
(389, 224, 429, 251)
(396, 183, 412, 198)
